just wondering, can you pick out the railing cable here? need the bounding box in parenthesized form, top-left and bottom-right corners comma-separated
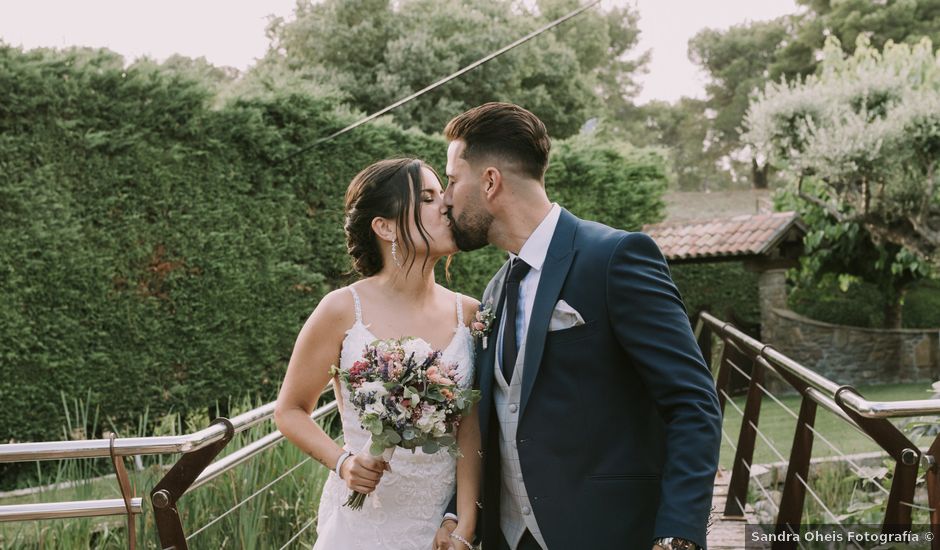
(724, 360, 934, 512)
(279, 517, 317, 550)
(186, 456, 311, 541)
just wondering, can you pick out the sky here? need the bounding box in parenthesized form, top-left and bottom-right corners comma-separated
(0, 0, 801, 104)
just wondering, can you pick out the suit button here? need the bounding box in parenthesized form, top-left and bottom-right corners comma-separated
(509, 404, 518, 413)
(522, 506, 531, 515)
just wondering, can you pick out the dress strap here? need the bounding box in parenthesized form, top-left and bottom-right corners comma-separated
(455, 293, 464, 327)
(348, 286, 363, 323)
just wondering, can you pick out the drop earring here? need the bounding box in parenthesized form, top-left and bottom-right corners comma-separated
(391, 238, 402, 268)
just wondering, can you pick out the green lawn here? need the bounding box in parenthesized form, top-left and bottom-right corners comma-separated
(719, 382, 937, 470)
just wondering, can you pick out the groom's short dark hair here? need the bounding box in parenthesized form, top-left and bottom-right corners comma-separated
(444, 102, 550, 181)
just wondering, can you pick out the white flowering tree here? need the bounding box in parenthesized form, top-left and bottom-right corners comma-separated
(745, 36, 940, 327)
(747, 35, 940, 261)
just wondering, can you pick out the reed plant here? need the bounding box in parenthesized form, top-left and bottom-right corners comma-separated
(1, 393, 337, 548)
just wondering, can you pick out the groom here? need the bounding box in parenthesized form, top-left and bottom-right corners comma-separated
(439, 103, 721, 550)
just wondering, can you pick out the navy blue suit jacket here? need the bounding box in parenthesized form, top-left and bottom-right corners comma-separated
(468, 209, 721, 549)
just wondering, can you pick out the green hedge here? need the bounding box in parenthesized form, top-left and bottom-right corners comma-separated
(901, 280, 940, 329)
(0, 44, 669, 470)
(788, 277, 940, 329)
(0, 46, 448, 450)
(669, 262, 761, 329)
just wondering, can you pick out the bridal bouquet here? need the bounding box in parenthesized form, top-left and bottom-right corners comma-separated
(331, 337, 480, 510)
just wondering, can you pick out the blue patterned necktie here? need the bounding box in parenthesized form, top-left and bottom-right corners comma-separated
(501, 258, 532, 381)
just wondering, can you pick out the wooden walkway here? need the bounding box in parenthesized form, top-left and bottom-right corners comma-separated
(707, 467, 769, 550)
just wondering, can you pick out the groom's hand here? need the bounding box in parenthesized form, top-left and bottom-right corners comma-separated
(433, 519, 457, 550)
(340, 454, 387, 494)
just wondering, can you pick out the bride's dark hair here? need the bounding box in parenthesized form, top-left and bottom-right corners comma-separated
(344, 158, 442, 277)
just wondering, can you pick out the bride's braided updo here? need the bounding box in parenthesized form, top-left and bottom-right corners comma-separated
(344, 158, 440, 277)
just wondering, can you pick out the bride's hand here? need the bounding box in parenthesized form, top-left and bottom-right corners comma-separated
(339, 453, 388, 494)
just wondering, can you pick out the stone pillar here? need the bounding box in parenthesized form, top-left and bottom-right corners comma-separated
(757, 269, 788, 344)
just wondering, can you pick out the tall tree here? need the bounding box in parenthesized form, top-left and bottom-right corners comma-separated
(613, 99, 732, 191)
(264, 0, 645, 138)
(689, 0, 940, 189)
(538, 0, 648, 117)
(688, 18, 790, 188)
(774, 0, 940, 78)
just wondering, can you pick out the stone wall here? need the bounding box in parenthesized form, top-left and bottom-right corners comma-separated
(764, 308, 940, 386)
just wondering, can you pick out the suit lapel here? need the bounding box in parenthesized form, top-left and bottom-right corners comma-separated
(519, 210, 578, 418)
(478, 259, 510, 437)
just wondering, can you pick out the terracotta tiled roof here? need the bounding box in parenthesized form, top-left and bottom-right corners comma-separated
(642, 212, 804, 261)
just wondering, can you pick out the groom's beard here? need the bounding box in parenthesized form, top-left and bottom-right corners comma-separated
(448, 208, 492, 252)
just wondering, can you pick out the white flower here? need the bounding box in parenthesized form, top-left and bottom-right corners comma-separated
(401, 338, 433, 364)
(395, 403, 411, 422)
(359, 381, 388, 397)
(365, 400, 387, 416)
(416, 407, 447, 435)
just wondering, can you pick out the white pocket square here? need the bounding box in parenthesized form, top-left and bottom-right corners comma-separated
(548, 299, 585, 331)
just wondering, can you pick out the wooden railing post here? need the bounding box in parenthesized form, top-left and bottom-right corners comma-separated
(714, 334, 734, 419)
(834, 386, 920, 533)
(694, 312, 714, 377)
(925, 433, 939, 550)
(724, 345, 763, 518)
(150, 417, 235, 550)
(773, 395, 817, 550)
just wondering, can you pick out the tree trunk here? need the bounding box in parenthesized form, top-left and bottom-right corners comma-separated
(751, 158, 769, 189)
(883, 289, 905, 329)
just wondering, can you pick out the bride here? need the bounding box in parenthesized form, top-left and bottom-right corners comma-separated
(274, 158, 480, 550)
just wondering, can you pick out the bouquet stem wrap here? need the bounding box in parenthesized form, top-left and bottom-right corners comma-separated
(344, 437, 396, 510)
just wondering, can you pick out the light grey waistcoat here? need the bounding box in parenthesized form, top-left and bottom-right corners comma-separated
(494, 337, 548, 550)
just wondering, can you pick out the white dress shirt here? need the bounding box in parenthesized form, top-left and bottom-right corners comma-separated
(496, 203, 562, 369)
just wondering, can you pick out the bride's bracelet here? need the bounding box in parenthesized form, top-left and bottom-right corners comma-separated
(449, 532, 475, 550)
(334, 451, 353, 479)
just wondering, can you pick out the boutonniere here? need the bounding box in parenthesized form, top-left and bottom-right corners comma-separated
(470, 299, 496, 349)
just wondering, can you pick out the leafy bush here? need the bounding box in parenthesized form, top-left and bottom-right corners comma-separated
(902, 279, 940, 328)
(788, 275, 940, 329)
(787, 276, 887, 328)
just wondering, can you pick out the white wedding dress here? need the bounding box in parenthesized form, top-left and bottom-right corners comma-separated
(313, 286, 475, 549)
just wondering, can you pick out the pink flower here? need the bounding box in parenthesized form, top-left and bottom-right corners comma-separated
(472, 321, 485, 331)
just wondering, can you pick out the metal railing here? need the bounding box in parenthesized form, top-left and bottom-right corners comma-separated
(3, 312, 938, 548)
(696, 311, 940, 549)
(0, 399, 337, 549)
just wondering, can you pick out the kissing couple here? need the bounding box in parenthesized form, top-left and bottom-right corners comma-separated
(275, 102, 722, 550)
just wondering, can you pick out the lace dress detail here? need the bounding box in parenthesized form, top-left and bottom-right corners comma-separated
(313, 287, 474, 549)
